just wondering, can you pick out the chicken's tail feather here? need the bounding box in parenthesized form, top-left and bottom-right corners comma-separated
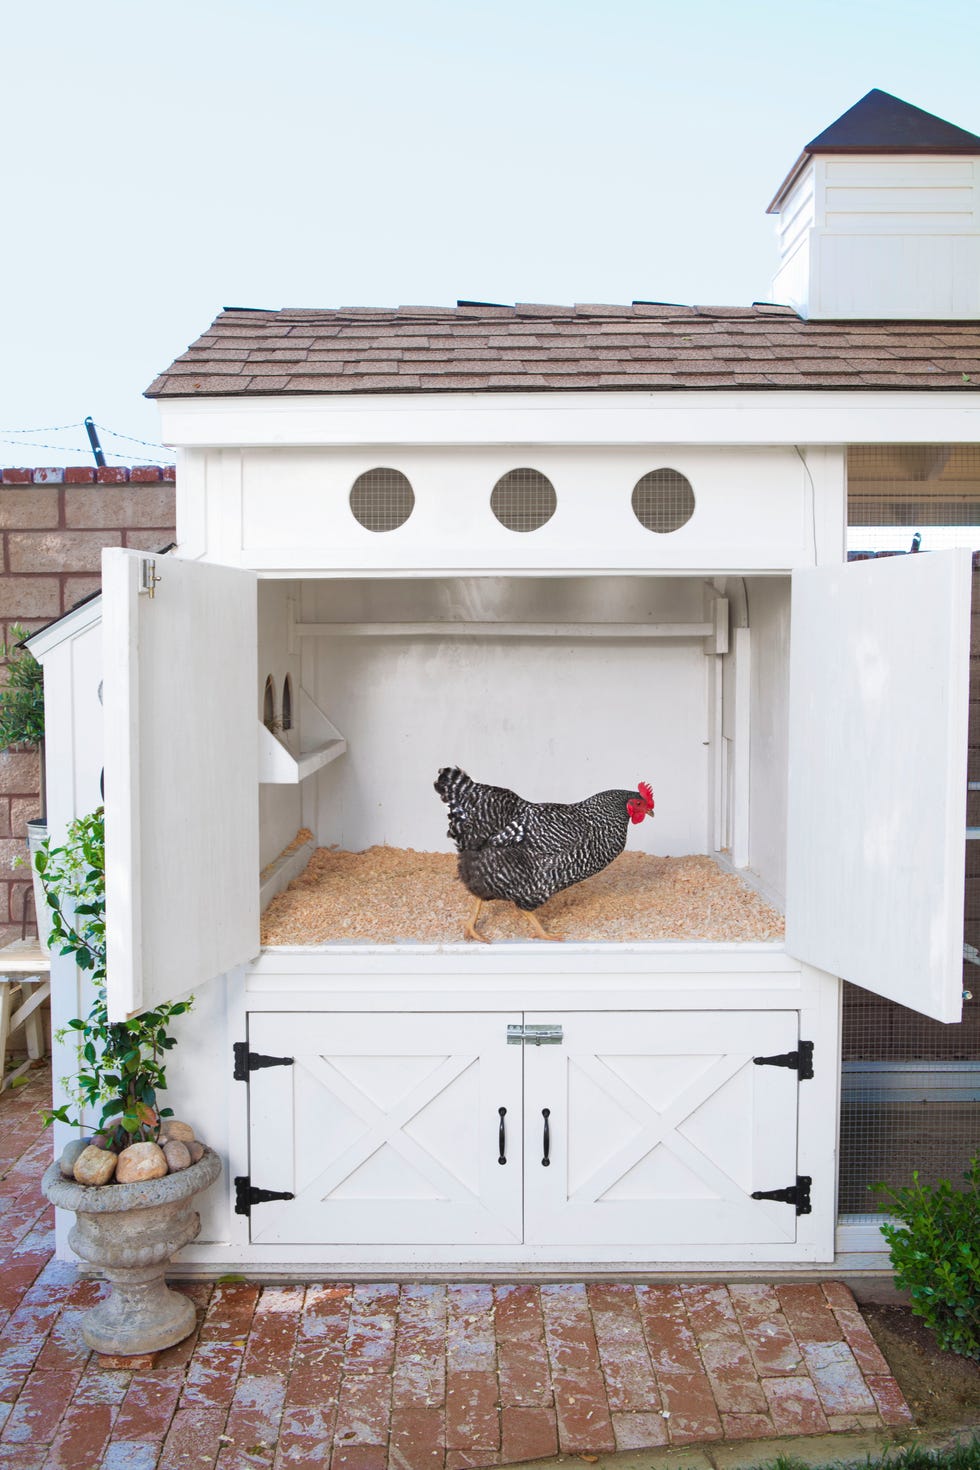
(435, 766, 472, 804)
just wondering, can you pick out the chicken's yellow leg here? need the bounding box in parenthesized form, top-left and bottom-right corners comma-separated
(520, 907, 563, 942)
(464, 896, 490, 944)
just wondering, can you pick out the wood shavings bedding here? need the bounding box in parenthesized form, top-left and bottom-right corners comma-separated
(259, 846, 784, 946)
(259, 827, 314, 882)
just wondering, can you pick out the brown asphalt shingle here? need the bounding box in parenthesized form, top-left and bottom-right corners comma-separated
(145, 303, 980, 398)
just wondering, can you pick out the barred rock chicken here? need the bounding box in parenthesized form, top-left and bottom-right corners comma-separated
(435, 766, 655, 942)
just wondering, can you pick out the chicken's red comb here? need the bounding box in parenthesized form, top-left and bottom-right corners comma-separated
(638, 781, 654, 808)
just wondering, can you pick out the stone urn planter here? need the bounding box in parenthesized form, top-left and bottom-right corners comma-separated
(41, 1147, 221, 1355)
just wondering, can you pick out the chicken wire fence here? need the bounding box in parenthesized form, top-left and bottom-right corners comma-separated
(840, 445, 980, 1217)
(847, 444, 980, 552)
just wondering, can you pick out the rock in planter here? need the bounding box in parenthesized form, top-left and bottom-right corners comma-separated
(41, 1148, 221, 1355)
(116, 1142, 168, 1183)
(73, 1145, 117, 1186)
(161, 1120, 195, 1144)
(60, 1138, 93, 1179)
(162, 1139, 191, 1173)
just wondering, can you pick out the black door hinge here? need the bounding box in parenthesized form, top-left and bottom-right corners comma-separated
(234, 1175, 296, 1216)
(753, 1040, 814, 1080)
(233, 1042, 295, 1081)
(751, 1175, 812, 1215)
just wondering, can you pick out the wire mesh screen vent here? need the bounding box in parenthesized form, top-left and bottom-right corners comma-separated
(349, 468, 415, 532)
(839, 980, 980, 1213)
(848, 446, 980, 534)
(490, 468, 557, 532)
(631, 469, 695, 533)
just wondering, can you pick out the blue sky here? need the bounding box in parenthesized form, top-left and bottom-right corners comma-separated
(4, 0, 980, 465)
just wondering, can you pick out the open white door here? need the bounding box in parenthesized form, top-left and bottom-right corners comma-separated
(786, 548, 971, 1023)
(103, 549, 259, 1020)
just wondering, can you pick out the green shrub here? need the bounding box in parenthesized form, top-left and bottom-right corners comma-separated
(875, 1158, 980, 1361)
(0, 624, 44, 749)
(38, 807, 193, 1150)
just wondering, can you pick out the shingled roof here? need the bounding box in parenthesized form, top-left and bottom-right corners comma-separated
(145, 303, 980, 398)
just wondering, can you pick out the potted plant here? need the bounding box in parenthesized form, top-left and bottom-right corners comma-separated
(0, 624, 48, 939)
(38, 807, 221, 1355)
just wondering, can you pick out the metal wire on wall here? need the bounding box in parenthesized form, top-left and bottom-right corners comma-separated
(631, 468, 696, 533)
(490, 468, 557, 532)
(349, 468, 415, 532)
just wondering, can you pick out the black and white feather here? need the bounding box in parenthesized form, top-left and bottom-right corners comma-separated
(434, 765, 645, 913)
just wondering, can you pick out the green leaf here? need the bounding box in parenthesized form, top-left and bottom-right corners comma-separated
(876, 1155, 980, 1359)
(38, 805, 192, 1156)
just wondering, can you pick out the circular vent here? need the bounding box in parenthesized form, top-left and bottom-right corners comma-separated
(349, 468, 415, 532)
(631, 468, 695, 533)
(491, 468, 557, 532)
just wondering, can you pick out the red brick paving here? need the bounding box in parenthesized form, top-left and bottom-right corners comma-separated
(0, 1065, 915, 1468)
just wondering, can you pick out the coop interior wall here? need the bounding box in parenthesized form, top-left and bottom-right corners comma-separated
(257, 580, 303, 868)
(743, 577, 791, 906)
(252, 575, 727, 861)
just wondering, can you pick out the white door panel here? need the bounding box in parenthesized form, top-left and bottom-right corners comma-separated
(786, 549, 971, 1022)
(247, 1012, 523, 1245)
(523, 1011, 800, 1246)
(103, 549, 259, 1020)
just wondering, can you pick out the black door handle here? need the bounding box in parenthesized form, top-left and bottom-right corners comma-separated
(542, 1107, 551, 1167)
(498, 1106, 507, 1165)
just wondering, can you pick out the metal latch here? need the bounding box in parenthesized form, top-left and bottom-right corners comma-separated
(507, 1023, 563, 1045)
(139, 558, 161, 598)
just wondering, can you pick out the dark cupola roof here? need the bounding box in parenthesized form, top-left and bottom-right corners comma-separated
(805, 88, 980, 155)
(768, 89, 980, 213)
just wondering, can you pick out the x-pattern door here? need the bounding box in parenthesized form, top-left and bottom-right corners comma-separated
(246, 1008, 800, 1250)
(523, 1011, 800, 1245)
(247, 1011, 523, 1244)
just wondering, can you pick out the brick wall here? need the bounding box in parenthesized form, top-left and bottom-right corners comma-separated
(0, 466, 176, 944)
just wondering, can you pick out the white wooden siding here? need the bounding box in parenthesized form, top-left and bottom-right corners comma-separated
(226, 445, 818, 576)
(771, 155, 980, 319)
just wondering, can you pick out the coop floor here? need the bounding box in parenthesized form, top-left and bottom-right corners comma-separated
(260, 847, 785, 946)
(0, 1065, 923, 1470)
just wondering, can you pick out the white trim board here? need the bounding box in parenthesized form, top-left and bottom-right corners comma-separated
(158, 390, 980, 449)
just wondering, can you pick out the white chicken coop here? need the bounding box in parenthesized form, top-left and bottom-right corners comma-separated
(31, 88, 980, 1276)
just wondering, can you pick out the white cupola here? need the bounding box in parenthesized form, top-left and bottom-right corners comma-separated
(768, 88, 980, 320)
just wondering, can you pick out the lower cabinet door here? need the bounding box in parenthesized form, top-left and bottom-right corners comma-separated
(246, 1012, 523, 1245)
(523, 1010, 801, 1247)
